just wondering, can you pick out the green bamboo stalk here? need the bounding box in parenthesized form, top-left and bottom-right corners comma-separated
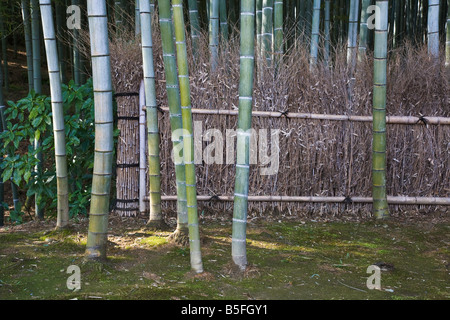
(347, 0, 359, 70)
(31, 0, 41, 94)
(446, 0, 450, 67)
(39, 0, 69, 229)
(172, 0, 204, 274)
(187, 0, 200, 59)
(256, 0, 262, 54)
(157, 0, 188, 242)
(21, 0, 34, 92)
(324, 0, 331, 66)
(135, 0, 140, 36)
(72, 0, 81, 85)
(85, 0, 114, 260)
(428, 0, 440, 59)
(139, 0, 163, 228)
(274, 0, 283, 69)
(372, 0, 389, 220)
(232, 0, 255, 271)
(358, 0, 371, 62)
(347, 0, 359, 104)
(209, 0, 219, 72)
(31, 0, 44, 220)
(55, 0, 67, 84)
(219, 0, 228, 41)
(298, 0, 307, 43)
(310, 0, 321, 68)
(115, 0, 125, 36)
(261, 0, 273, 66)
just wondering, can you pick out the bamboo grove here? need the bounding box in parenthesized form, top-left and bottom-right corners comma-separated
(0, 0, 448, 273)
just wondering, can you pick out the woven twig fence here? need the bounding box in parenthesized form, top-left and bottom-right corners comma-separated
(149, 106, 449, 219)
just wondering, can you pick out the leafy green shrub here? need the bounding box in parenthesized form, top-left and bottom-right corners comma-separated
(0, 79, 116, 222)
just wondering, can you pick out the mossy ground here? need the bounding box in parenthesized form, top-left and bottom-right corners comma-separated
(0, 214, 448, 300)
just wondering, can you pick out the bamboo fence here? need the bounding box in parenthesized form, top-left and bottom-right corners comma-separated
(115, 93, 141, 216)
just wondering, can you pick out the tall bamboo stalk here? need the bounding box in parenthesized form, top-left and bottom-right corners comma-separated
(39, 0, 69, 229)
(261, 0, 273, 66)
(187, 0, 200, 59)
(232, 0, 256, 271)
(157, 0, 189, 242)
(347, 0, 359, 70)
(31, 0, 44, 220)
(135, 0, 140, 36)
(446, 0, 450, 67)
(21, 0, 33, 92)
(72, 0, 82, 85)
(115, 0, 125, 36)
(427, 0, 440, 59)
(358, 0, 371, 62)
(310, 0, 321, 68)
(209, 0, 219, 72)
(347, 0, 359, 104)
(256, 0, 262, 54)
(85, 0, 114, 260)
(172, 0, 203, 274)
(274, 0, 283, 70)
(324, 0, 331, 66)
(219, 0, 228, 41)
(55, 0, 67, 84)
(139, 0, 163, 228)
(372, 0, 389, 220)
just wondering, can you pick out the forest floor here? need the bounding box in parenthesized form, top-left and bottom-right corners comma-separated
(0, 212, 448, 300)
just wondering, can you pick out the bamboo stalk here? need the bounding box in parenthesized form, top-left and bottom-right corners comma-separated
(324, 0, 331, 66)
(148, 195, 450, 206)
(85, 0, 114, 261)
(209, 0, 219, 72)
(21, 0, 33, 92)
(39, 0, 70, 228)
(232, 0, 256, 271)
(261, 0, 273, 66)
(219, 0, 228, 41)
(372, 0, 389, 219)
(139, 81, 146, 215)
(427, 0, 440, 59)
(273, 0, 283, 70)
(139, 0, 162, 225)
(446, 0, 450, 67)
(187, 0, 200, 59)
(309, 0, 321, 68)
(358, 0, 371, 62)
(172, 0, 204, 274)
(157, 0, 188, 238)
(31, 0, 44, 220)
(156, 106, 450, 125)
(347, 0, 359, 100)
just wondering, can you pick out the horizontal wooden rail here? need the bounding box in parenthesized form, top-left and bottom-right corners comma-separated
(154, 106, 450, 125)
(144, 195, 450, 205)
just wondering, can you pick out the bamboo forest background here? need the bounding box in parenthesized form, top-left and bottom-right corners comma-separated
(0, 0, 449, 229)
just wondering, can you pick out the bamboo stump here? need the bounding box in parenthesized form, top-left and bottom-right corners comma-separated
(115, 94, 140, 217)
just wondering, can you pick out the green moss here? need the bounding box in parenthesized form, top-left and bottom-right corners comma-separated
(0, 219, 448, 300)
(138, 236, 168, 247)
